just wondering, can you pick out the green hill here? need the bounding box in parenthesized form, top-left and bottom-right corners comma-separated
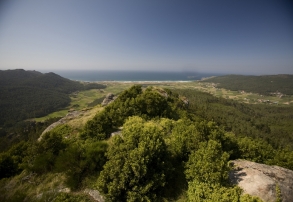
(0, 69, 106, 126)
(0, 80, 293, 201)
(0, 69, 42, 86)
(201, 74, 293, 95)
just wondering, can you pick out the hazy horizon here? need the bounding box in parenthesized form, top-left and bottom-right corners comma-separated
(0, 1, 292, 75)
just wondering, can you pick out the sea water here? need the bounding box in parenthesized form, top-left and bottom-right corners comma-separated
(54, 70, 220, 82)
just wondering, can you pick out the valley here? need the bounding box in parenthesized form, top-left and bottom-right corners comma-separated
(1, 71, 293, 202)
(33, 80, 293, 122)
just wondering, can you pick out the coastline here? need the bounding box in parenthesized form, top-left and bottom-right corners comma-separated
(55, 70, 219, 82)
(78, 80, 195, 84)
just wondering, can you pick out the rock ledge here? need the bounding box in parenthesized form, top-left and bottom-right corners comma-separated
(229, 159, 293, 202)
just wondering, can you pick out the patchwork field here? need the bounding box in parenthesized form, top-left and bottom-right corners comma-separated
(158, 81, 293, 105)
(34, 80, 293, 122)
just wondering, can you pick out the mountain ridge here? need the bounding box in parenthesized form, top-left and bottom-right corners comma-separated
(0, 69, 106, 126)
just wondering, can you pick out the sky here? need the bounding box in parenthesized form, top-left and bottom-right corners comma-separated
(0, 0, 292, 75)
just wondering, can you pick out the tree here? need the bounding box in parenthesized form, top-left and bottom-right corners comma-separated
(97, 117, 170, 202)
(184, 139, 264, 201)
(185, 140, 230, 184)
(187, 181, 263, 202)
(187, 180, 242, 202)
(26, 131, 66, 173)
(237, 137, 275, 163)
(0, 153, 18, 179)
(55, 140, 108, 190)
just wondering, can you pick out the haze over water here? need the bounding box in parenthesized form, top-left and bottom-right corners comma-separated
(55, 70, 220, 82)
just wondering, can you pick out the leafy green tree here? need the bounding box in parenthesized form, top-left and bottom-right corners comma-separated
(167, 119, 204, 161)
(55, 140, 108, 190)
(187, 180, 242, 202)
(240, 194, 263, 202)
(139, 89, 170, 118)
(25, 131, 66, 173)
(0, 153, 18, 179)
(97, 117, 170, 202)
(185, 139, 263, 202)
(81, 111, 110, 139)
(187, 180, 263, 202)
(185, 140, 230, 184)
(0, 141, 29, 179)
(117, 85, 142, 102)
(268, 148, 293, 170)
(237, 137, 275, 163)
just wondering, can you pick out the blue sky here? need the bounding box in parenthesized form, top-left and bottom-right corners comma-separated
(0, 0, 292, 75)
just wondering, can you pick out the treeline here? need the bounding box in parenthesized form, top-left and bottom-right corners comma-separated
(172, 88, 293, 149)
(0, 117, 60, 152)
(202, 74, 293, 95)
(1, 85, 292, 201)
(0, 69, 106, 126)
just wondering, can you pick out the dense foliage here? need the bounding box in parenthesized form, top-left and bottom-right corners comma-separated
(1, 83, 292, 201)
(82, 85, 185, 139)
(0, 69, 106, 126)
(0, 117, 59, 152)
(97, 117, 170, 201)
(172, 88, 293, 149)
(201, 74, 293, 95)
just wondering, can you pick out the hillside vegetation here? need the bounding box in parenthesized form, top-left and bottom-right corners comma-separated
(1, 84, 292, 202)
(172, 89, 293, 150)
(0, 69, 106, 126)
(201, 74, 293, 95)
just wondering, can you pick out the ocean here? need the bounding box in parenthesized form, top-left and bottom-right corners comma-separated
(54, 70, 220, 82)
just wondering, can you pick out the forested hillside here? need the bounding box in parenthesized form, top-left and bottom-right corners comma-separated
(1, 85, 292, 202)
(201, 74, 293, 95)
(172, 89, 293, 149)
(0, 69, 106, 126)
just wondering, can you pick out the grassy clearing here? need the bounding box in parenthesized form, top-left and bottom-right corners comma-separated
(34, 110, 68, 122)
(66, 106, 103, 130)
(33, 84, 131, 122)
(0, 171, 68, 202)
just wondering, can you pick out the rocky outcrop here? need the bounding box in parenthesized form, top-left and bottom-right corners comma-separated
(84, 189, 105, 202)
(155, 88, 168, 98)
(38, 111, 82, 141)
(180, 96, 189, 106)
(111, 130, 122, 137)
(101, 93, 116, 106)
(229, 159, 293, 202)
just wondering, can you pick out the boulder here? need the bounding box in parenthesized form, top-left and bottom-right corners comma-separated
(101, 93, 116, 106)
(84, 189, 105, 202)
(229, 159, 293, 202)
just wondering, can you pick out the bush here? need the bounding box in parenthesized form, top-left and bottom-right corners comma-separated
(97, 117, 171, 201)
(55, 141, 108, 190)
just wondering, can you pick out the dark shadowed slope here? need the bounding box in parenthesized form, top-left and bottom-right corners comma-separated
(0, 69, 106, 126)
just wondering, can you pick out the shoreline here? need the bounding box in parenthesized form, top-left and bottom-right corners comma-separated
(79, 80, 195, 84)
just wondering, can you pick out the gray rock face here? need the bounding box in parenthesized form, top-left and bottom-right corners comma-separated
(110, 129, 123, 137)
(101, 93, 116, 106)
(181, 97, 189, 106)
(38, 111, 82, 141)
(229, 159, 293, 202)
(84, 189, 105, 202)
(155, 88, 168, 98)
